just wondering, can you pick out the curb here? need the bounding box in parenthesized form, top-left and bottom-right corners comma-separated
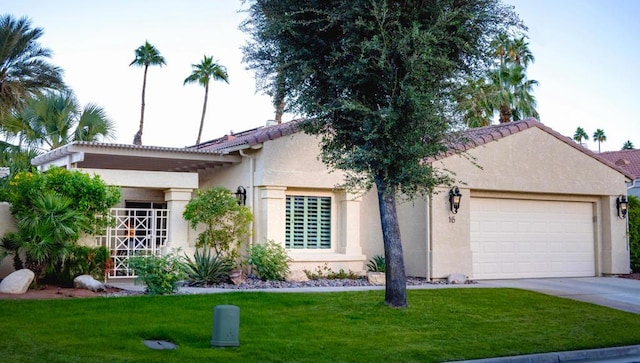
(451, 344, 640, 363)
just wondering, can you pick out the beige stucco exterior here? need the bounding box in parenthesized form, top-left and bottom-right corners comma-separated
(0, 121, 631, 280)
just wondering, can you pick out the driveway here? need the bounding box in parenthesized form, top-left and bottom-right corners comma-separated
(481, 277, 640, 314)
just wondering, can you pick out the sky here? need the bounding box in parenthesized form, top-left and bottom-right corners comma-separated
(3, 0, 639, 152)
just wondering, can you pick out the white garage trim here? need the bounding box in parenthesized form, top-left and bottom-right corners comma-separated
(470, 198, 595, 279)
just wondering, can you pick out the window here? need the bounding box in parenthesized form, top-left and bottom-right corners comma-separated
(285, 195, 331, 249)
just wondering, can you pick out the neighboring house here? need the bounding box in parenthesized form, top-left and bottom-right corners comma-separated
(600, 149, 640, 198)
(1, 118, 633, 281)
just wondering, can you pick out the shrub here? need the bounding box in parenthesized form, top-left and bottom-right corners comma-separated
(367, 255, 386, 272)
(44, 245, 110, 287)
(128, 252, 185, 295)
(183, 187, 252, 264)
(183, 248, 233, 286)
(629, 195, 640, 272)
(247, 240, 290, 281)
(304, 263, 361, 280)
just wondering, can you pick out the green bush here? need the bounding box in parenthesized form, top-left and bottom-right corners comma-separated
(247, 240, 290, 281)
(367, 255, 386, 272)
(304, 263, 361, 280)
(183, 187, 252, 264)
(128, 252, 185, 295)
(629, 195, 640, 272)
(183, 248, 233, 286)
(43, 245, 110, 287)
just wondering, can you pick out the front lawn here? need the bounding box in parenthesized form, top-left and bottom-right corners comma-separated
(1, 288, 640, 362)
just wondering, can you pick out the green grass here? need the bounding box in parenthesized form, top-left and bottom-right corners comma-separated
(1, 288, 640, 362)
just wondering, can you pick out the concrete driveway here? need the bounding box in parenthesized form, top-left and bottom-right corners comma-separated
(480, 277, 640, 314)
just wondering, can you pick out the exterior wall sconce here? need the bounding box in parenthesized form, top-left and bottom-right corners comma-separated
(449, 186, 462, 214)
(616, 194, 628, 219)
(235, 186, 247, 206)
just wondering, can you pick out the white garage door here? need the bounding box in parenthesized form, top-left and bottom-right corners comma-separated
(470, 198, 595, 279)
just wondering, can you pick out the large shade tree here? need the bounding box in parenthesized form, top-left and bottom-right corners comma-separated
(2, 90, 114, 150)
(184, 55, 229, 145)
(0, 14, 65, 119)
(242, 0, 523, 307)
(130, 41, 165, 145)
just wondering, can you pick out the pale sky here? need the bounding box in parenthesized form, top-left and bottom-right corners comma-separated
(3, 0, 639, 151)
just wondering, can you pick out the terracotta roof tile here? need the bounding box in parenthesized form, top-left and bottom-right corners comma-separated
(192, 117, 634, 180)
(600, 149, 640, 179)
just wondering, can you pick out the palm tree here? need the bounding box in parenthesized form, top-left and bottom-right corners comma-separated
(184, 55, 229, 145)
(573, 127, 589, 144)
(460, 34, 538, 128)
(593, 129, 607, 152)
(623, 140, 634, 150)
(3, 90, 114, 150)
(129, 41, 165, 145)
(0, 15, 65, 119)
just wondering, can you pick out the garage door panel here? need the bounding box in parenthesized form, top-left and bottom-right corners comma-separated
(471, 198, 595, 279)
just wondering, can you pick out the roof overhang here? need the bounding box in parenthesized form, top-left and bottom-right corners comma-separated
(32, 142, 242, 172)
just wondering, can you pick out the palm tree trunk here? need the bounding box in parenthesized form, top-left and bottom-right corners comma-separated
(499, 104, 511, 123)
(374, 174, 408, 308)
(134, 65, 149, 145)
(196, 83, 209, 145)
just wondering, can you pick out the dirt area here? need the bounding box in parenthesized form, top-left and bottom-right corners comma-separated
(0, 285, 127, 300)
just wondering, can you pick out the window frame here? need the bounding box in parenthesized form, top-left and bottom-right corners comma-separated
(284, 191, 336, 251)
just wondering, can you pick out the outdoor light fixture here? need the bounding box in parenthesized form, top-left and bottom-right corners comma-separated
(449, 186, 462, 214)
(235, 186, 247, 206)
(616, 194, 629, 219)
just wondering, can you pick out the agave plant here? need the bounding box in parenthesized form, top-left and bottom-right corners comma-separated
(182, 247, 233, 286)
(367, 255, 386, 273)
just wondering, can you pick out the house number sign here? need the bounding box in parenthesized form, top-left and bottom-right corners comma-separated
(449, 216, 456, 223)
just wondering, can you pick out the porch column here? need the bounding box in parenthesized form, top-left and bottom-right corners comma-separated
(256, 186, 287, 245)
(338, 191, 363, 255)
(164, 188, 194, 255)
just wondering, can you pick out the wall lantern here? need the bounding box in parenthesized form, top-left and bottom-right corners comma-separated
(616, 194, 629, 219)
(449, 186, 462, 214)
(235, 186, 247, 206)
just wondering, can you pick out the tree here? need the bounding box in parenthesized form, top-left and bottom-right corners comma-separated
(623, 140, 634, 150)
(459, 33, 538, 127)
(2, 90, 114, 150)
(0, 14, 65, 119)
(183, 55, 229, 145)
(183, 187, 252, 264)
(242, 0, 522, 307)
(1, 168, 121, 283)
(593, 128, 607, 152)
(629, 195, 640, 272)
(573, 127, 589, 144)
(130, 41, 165, 145)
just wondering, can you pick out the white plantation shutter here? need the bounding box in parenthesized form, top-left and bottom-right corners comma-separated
(285, 195, 331, 249)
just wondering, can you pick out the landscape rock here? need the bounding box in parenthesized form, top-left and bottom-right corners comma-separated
(367, 272, 386, 286)
(0, 269, 34, 294)
(73, 275, 106, 292)
(447, 273, 467, 284)
(286, 270, 309, 283)
(229, 270, 246, 285)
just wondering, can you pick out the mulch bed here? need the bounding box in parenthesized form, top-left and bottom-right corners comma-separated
(0, 285, 128, 300)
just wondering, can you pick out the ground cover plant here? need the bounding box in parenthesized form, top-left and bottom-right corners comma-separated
(2, 289, 640, 362)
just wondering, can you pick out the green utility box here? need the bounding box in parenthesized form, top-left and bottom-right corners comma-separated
(211, 305, 240, 347)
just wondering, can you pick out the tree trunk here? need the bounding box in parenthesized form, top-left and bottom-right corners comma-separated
(134, 65, 149, 145)
(196, 83, 209, 145)
(374, 175, 408, 308)
(498, 103, 511, 124)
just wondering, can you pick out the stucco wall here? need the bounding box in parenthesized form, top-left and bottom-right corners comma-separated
(429, 127, 630, 279)
(0, 202, 16, 278)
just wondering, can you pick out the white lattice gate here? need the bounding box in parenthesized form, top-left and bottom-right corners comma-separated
(95, 208, 169, 278)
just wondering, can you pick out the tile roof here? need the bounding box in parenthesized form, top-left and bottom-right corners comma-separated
(191, 117, 634, 180)
(600, 149, 640, 179)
